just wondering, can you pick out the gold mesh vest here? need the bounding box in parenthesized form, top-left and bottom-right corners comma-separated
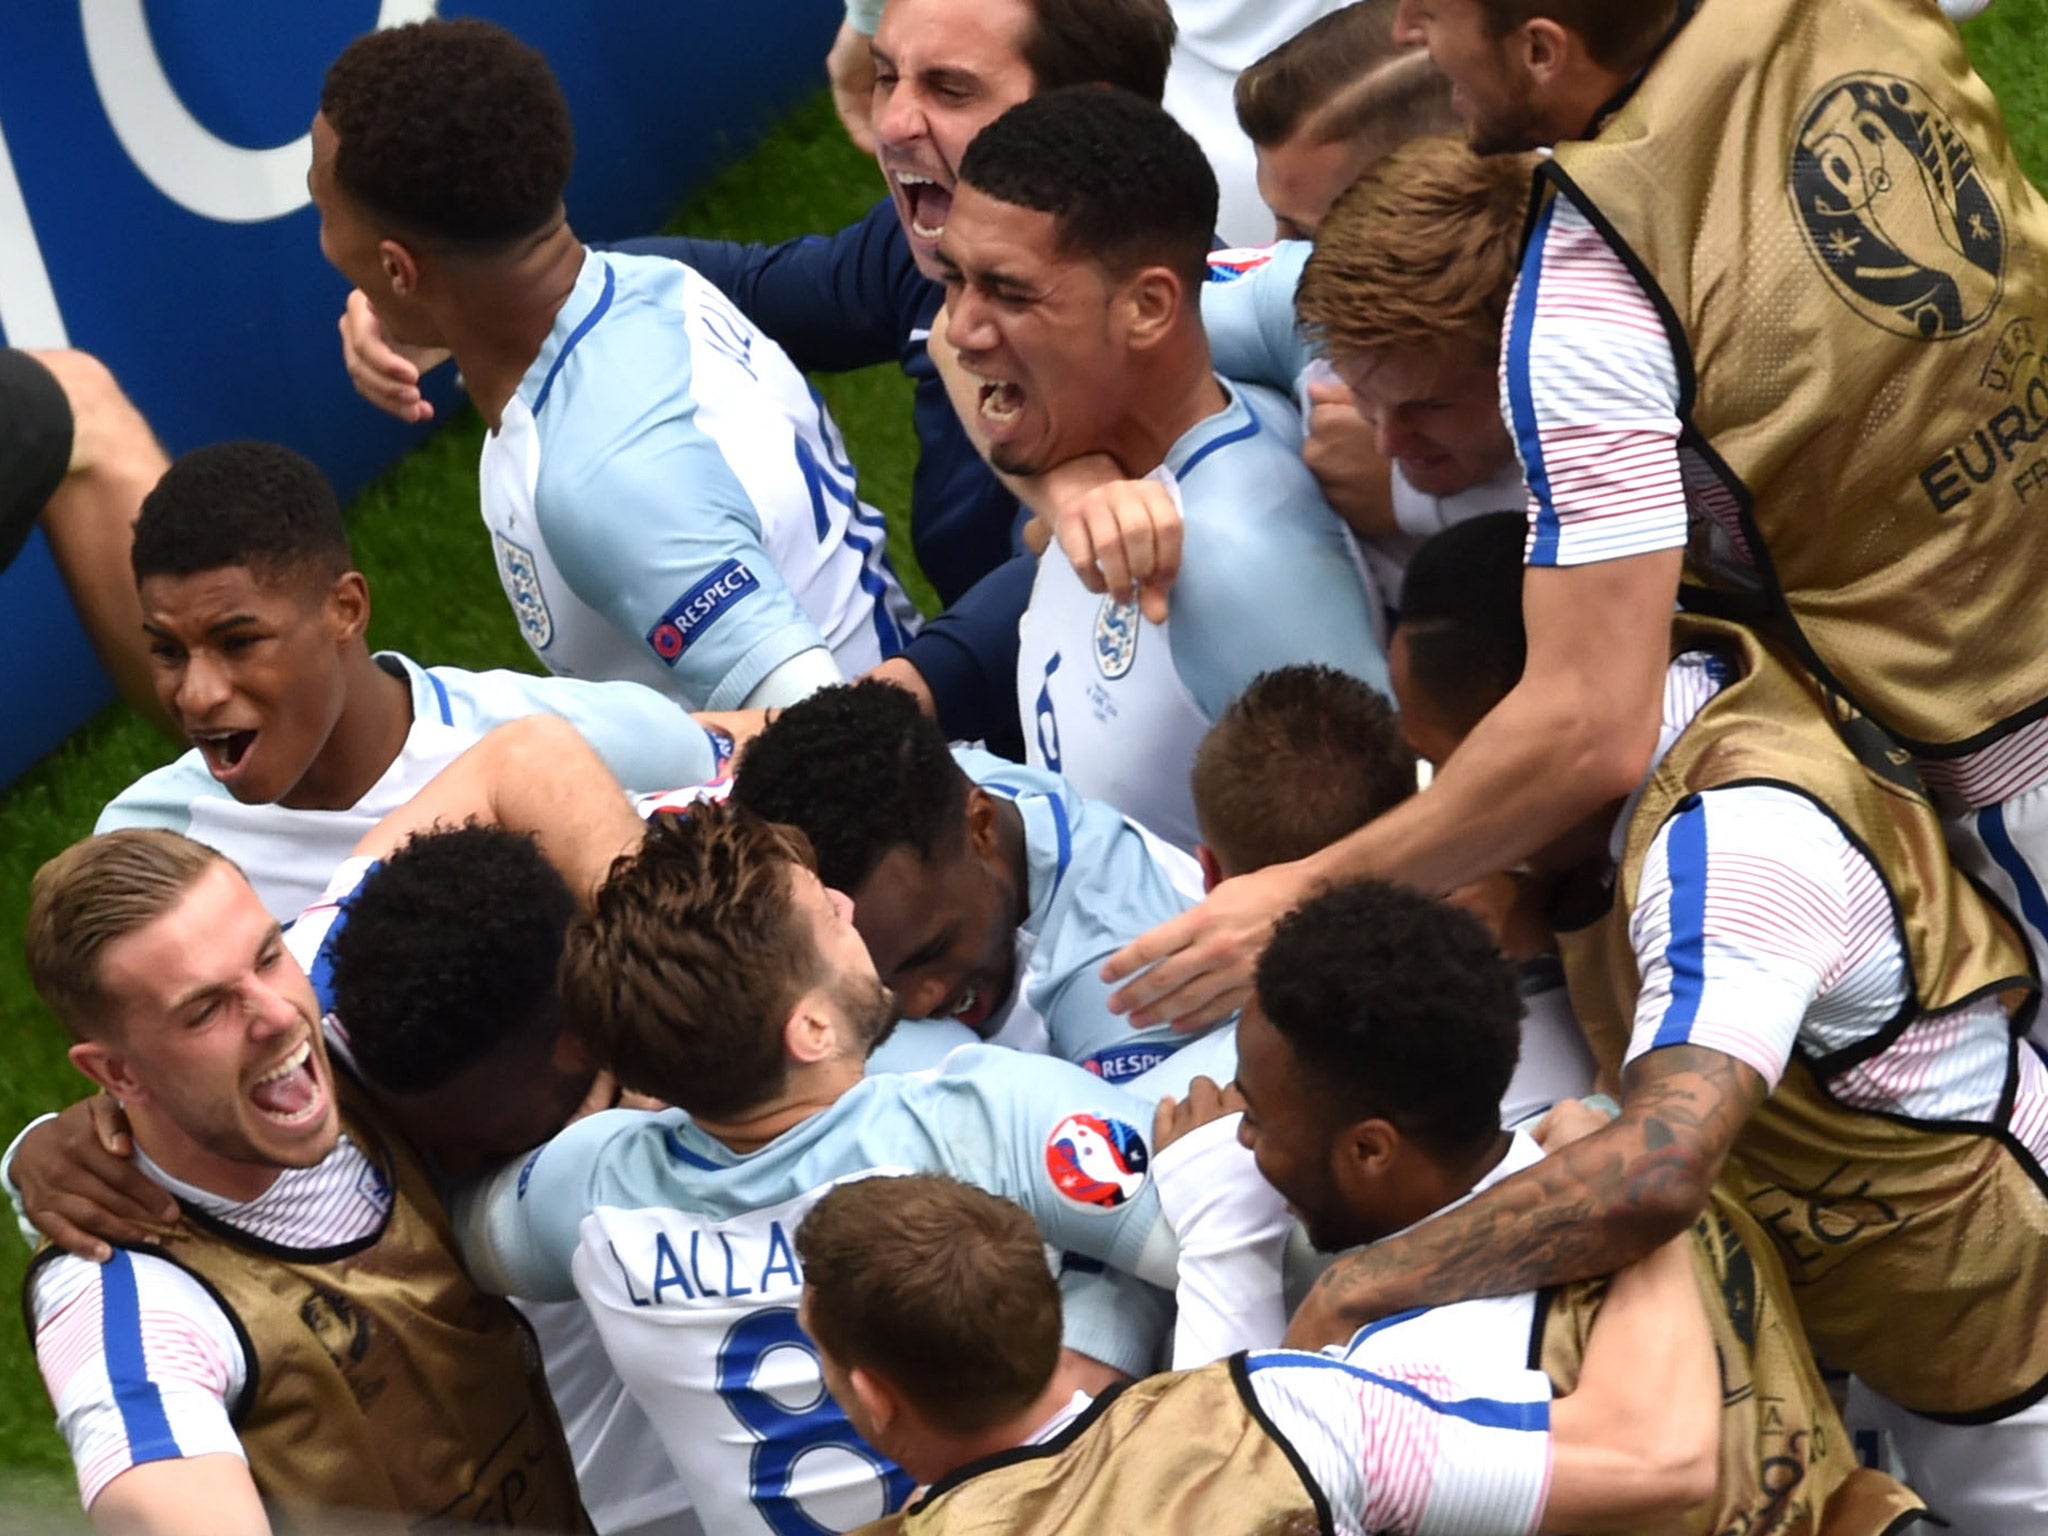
(855, 1358, 1328, 1536)
(27, 1083, 589, 1534)
(1536, 1192, 1922, 1536)
(1546, 0, 2048, 755)
(1556, 617, 2048, 1419)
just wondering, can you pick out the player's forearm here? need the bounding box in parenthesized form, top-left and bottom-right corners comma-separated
(1539, 1233, 1719, 1532)
(1304, 672, 1655, 897)
(1292, 1114, 1706, 1342)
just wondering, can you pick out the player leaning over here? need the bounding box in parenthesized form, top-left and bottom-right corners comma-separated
(308, 19, 917, 713)
(1104, 0, 2048, 1035)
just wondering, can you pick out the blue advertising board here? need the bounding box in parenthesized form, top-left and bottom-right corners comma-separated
(0, 0, 839, 787)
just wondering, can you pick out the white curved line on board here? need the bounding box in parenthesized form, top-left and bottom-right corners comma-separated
(81, 0, 438, 224)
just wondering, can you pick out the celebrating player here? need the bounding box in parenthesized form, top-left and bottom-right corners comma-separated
(309, 19, 918, 712)
(1298, 513, 2048, 1528)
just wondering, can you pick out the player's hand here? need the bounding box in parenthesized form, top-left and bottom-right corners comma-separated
(339, 289, 449, 423)
(12, 1097, 178, 1262)
(1049, 478, 1183, 624)
(1533, 1096, 1618, 1152)
(826, 19, 879, 155)
(862, 656, 937, 715)
(566, 1071, 670, 1121)
(1103, 860, 1318, 1030)
(1301, 380, 1396, 540)
(1152, 1076, 1247, 1154)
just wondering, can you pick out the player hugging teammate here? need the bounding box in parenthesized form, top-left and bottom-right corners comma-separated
(8, 1, 2043, 1533)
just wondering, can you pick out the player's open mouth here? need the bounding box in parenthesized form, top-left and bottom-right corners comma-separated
(248, 1039, 326, 1127)
(971, 373, 1025, 425)
(893, 171, 952, 242)
(193, 729, 258, 779)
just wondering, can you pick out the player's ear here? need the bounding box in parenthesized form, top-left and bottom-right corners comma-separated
(1119, 265, 1183, 351)
(1519, 17, 1574, 85)
(324, 570, 372, 644)
(847, 1366, 901, 1440)
(69, 1040, 147, 1106)
(966, 788, 1002, 862)
(1338, 1116, 1400, 1183)
(378, 237, 422, 297)
(784, 995, 841, 1068)
(1194, 843, 1227, 894)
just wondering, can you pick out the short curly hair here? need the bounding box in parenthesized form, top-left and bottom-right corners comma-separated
(1297, 137, 1536, 364)
(131, 441, 352, 591)
(1192, 666, 1414, 876)
(959, 86, 1217, 290)
(1397, 512, 1529, 737)
(731, 681, 968, 895)
(1255, 880, 1520, 1159)
(320, 18, 572, 247)
(558, 800, 822, 1120)
(326, 825, 575, 1096)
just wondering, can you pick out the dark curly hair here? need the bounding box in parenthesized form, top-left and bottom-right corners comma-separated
(1255, 880, 1520, 1159)
(1192, 665, 1414, 875)
(320, 18, 572, 247)
(131, 441, 352, 589)
(326, 824, 576, 1095)
(731, 681, 968, 896)
(1396, 511, 1529, 737)
(958, 86, 1216, 289)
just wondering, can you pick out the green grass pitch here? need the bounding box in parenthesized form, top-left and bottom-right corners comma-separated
(1, 6, 2043, 1499)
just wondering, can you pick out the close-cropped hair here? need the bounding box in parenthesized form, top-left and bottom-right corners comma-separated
(1303, 49, 1461, 163)
(557, 800, 821, 1120)
(1398, 512, 1530, 737)
(1233, 0, 1407, 146)
(1297, 137, 1537, 363)
(1255, 880, 1521, 1160)
(797, 1174, 1061, 1433)
(731, 682, 968, 895)
(320, 18, 572, 248)
(131, 441, 353, 591)
(958, 86, 1217, 291)
(1472, 0, 1680, 73)
(1193, 666, 1415, 876)
(25, 830, 227, 1040)
(1020, 0, 1176, 106)
(329, 825, 576, 1096)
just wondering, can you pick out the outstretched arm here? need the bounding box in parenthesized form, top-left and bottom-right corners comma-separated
(1284, 1044, 1764, 1349)
(1103, 547, 1681, 1029)
(349, 714, 645, 899)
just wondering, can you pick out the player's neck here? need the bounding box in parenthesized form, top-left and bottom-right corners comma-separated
(129, 1109, 285, 1206)
(910, 1377, 1082, 1486)
(690, 1058, 863, 1154)
(446, 227, 589, 432)
(1100, 337, 1229, 479)
(279, 648, 415, 811)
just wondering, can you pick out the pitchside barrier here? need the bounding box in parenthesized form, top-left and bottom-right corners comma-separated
(0, 0, 838, 787)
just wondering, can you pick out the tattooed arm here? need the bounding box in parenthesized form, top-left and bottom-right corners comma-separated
(1283, 1045, 1768, 1349)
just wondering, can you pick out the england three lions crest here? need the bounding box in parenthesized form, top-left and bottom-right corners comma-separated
(1093, 595, 1141, 679)
(492, 531, 554, 651)
(1790, 72, 2005, 341)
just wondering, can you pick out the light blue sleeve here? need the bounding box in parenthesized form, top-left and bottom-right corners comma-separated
(1056, 1260, 1173, 1377)
(95, 756, 211, 836)
(451, 1109, 651, 1303)
(918, 1047, 1179, 1289)
(845, 0, 883, 32)
(1169, 467, 1390, 719)
(538, 355, 828, 711)
(434, 667, 720, 793)
(1200, 243, 1315, 395)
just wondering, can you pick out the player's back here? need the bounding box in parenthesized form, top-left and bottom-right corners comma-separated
(482, 251, 919, 708)
(472, 1048, 1174, 1536)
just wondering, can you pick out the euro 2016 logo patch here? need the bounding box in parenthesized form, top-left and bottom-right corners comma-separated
(1093, 596, 1140, 679)
(1790, 73, 2005, 341)
(492, 532, 554, 650)
(1046, 1113, 1150, 1209)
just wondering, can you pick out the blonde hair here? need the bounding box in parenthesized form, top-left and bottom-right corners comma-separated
(1296, 136, 1538, 363)
(25, 829, 226, 1039)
